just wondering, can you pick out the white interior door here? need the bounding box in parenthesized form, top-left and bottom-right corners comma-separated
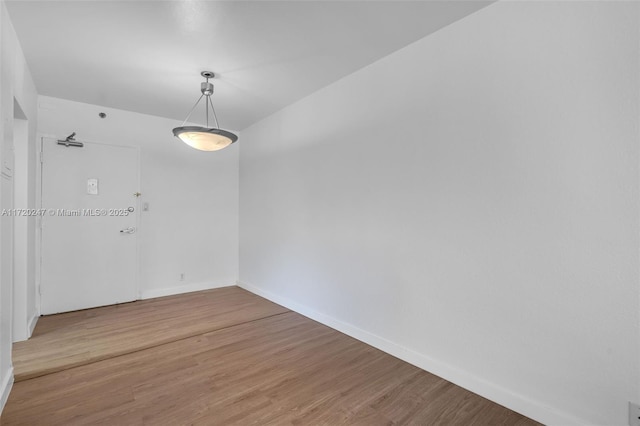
(41, 137, 139, 314)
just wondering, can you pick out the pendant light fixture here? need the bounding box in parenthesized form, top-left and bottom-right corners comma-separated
(172, 71, 238, 151)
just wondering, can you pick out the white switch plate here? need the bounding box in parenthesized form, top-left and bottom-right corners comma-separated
(630, 402, 640, 426)
(87, 178, 98, 195)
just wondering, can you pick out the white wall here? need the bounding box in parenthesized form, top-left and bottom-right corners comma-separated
(38, 96, 239, 299)
(0, 0, 38, 411)
(239, 2, 639, 425)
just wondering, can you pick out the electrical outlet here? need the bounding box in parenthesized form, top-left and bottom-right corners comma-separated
(630, 402, 640, 426)
(180, 273, 185, 281)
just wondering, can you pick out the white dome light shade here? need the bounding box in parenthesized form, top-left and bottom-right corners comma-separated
(173, 126, 238, 151)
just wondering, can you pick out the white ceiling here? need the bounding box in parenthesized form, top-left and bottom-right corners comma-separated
(6, 1, 491, 131)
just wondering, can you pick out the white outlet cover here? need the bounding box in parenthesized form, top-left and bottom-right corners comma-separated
(87, 178, 98, 195)
(630, 402, 640, 426)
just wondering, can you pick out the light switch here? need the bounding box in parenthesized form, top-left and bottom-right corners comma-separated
(87, 178, 99, 195)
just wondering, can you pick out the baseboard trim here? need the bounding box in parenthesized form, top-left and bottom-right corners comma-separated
(237, 280, 587, 426)
(140, 281, 234, 300)
(28, 313, 39, 338)
(0, 366, 14, 415)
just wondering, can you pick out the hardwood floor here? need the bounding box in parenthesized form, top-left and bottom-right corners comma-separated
(12, 286, 289, 381)
(3, 287, 540, 425)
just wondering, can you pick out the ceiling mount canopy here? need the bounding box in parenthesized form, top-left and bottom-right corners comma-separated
(172, 71, 238, 152)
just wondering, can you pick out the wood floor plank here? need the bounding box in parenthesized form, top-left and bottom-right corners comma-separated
(12, 286, 290, 381)
(2, 295, 540, 426)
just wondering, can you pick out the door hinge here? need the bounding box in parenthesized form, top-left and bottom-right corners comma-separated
(39, 151, 43, 164)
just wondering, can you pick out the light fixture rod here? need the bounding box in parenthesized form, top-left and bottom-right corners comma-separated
(179, 93, 205, 127)
(208, 95, 220, 129)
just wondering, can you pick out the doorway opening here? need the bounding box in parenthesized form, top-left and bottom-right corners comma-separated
(12, 99, 36, 343)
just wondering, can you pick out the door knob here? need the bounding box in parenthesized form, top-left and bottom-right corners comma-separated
(119, 226, 136, 234)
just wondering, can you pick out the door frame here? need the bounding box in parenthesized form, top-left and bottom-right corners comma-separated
(36, 134, 142, 315)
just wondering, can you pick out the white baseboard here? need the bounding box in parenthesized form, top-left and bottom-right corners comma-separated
(237, 280, 588, 426)
(140, 281, 235, 300)
(0, 366, 14, 415)
(28, 313, 39, 337)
